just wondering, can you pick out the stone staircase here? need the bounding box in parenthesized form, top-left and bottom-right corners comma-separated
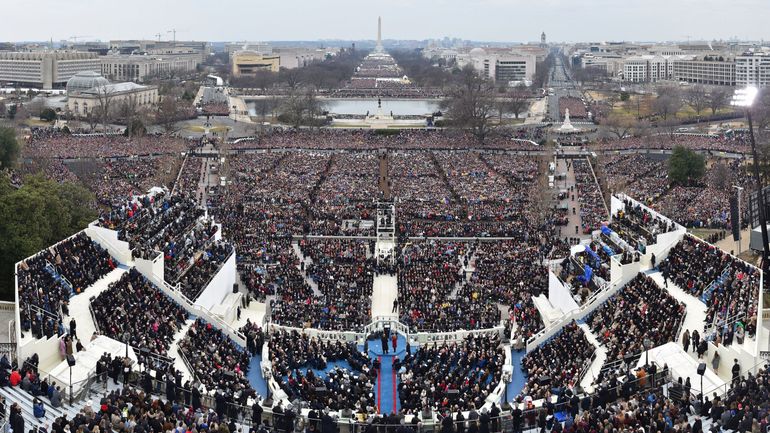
(0, 384, 100, 431)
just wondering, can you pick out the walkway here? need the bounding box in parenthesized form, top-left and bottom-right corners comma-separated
(556, 158, 590, 242)
(365, 334, 410, 414)
(647, 271, 707, 336)
(67, 267, 127, 342)
(506, 348, 528, 400)
(166, 318, 196, 381)
(577, 322, 608, 393)
(247, 354, 269, 399)
(371, 274, 398, 318)
(379, 153, 390, 199)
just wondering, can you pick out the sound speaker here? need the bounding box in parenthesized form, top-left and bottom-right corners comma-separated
(697, 363, 706, 376)
(730, 195, 740, 241)
(66, 355, 76, 367)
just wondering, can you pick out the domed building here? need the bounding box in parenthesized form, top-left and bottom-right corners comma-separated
(66, 71, 110, 95)
(65, 71, 159, 118)
(469, 47, 487, 58)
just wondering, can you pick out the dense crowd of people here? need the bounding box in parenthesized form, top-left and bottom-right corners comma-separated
(91, 269, 189, 355)
(573, 159, 607, 234)
(660, 234, 759, 339)
(398, 334, 504, 412)
(521, 321, 595, 400)
(587, 273, 686, 365)
(269, 330, 375, 411)
(177, 319, 256, 400)
(17, 232, 116, 340)
(24, 130, 194, 159)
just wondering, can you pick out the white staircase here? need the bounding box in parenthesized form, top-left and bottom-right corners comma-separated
(577, 322, 607, 393)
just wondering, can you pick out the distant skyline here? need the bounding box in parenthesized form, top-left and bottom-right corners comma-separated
(1, 0, 768, 44)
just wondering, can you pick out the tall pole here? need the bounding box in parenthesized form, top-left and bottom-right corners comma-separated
(734, 186, 743, 254)
(747, 109, 770, 271)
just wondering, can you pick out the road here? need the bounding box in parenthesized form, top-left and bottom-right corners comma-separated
(546, 55, 583, 123)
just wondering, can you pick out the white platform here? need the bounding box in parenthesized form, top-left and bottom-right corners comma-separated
(47, 335, 137, 393)
(637, 342, 726, 396)
(371, 274, 398, 318)
(67, 267, 128, 342)
(577, 322, 608, 393)
(532, 294, 562, 325)
(647, 271, 707, 336)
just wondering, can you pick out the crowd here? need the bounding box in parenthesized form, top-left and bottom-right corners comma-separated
(520, 321, 595, 400)
(177, 319, 256, 401)
(593, 133, 752, 153)
(573, 159, 607, 234)
(269, 329, 376, 411)
(396, 241, 488, 332)
(24, 131, 194, 159)
(559, 97, 588, 118)
(17, 232, 116, 340)
(228, 129, 539, 151)
(98, 193, 205, 259)
(610, 199, 675, 249)
(471, 241, 549, 340)
(90, 269, 189, 355)
(397, 334, 504, 412)
(600, 154, 668, 204)
(587, 273, 686, 365)
(659, 235, 759, 339)
(177, 241, 234, 301)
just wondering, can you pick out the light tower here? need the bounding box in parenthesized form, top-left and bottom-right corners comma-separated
(541, 32, 547, 47)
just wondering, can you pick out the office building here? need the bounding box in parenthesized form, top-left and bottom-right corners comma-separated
(0, 51, 101, 89)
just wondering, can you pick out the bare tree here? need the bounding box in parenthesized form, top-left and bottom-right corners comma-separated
(653, 86, 683, 121)
(93, 85, 116, 132)
(600, 114, 638, 139)
(684, 85, 708, 116)
(279, 87, 325, 128)
(440, 64, 497, 142)
(155, 95, 184, 134)
(707, 87, 731, 116)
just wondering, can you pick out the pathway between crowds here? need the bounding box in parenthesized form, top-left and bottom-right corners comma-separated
(646, 271, 707, 336)
(507, 349, 528, 400)
(577, 322, 608, 393)
(66, 266, 127, 344)
(166, 318, 197, 381)
(371, 274, 398, 319)
(247, 353, 270, 399)
(379, 154, 390, 199)
(556, 158, 590, 242)
(365, 334, 410, 415)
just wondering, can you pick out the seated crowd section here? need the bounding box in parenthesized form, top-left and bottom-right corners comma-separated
(659, 234, 759, 339)
(17, 232, 117, 340)
(397, 334, 504, 412)
(520, 321, 595, 400)
(90, 269, 188, 355)
(9, 124, 770, 433)
(587, 273, 686, 366)
(269, 330, 375, 411)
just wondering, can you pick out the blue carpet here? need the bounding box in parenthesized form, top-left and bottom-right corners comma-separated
(363, 334, 411, 414)
(507, 348, 528, 401)
(247, 354, 269, 399)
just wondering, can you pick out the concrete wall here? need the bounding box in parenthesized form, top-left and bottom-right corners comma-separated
(194, 251, 236, 311)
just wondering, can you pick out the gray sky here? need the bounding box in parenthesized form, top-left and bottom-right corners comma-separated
(1, 0, 767, 43)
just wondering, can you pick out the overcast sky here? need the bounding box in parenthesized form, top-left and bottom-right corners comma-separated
(2, 0, 768, 43)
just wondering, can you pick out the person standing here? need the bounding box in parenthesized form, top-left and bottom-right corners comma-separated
(391, 333, 398, 353)
(682, 329, 691, 353)
(692, 330, 700, 353)
(731, 359, 741, 386)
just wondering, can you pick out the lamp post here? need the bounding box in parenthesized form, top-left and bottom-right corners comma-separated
(733, 185, 744, 253)
(732, 86, 769, 271)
